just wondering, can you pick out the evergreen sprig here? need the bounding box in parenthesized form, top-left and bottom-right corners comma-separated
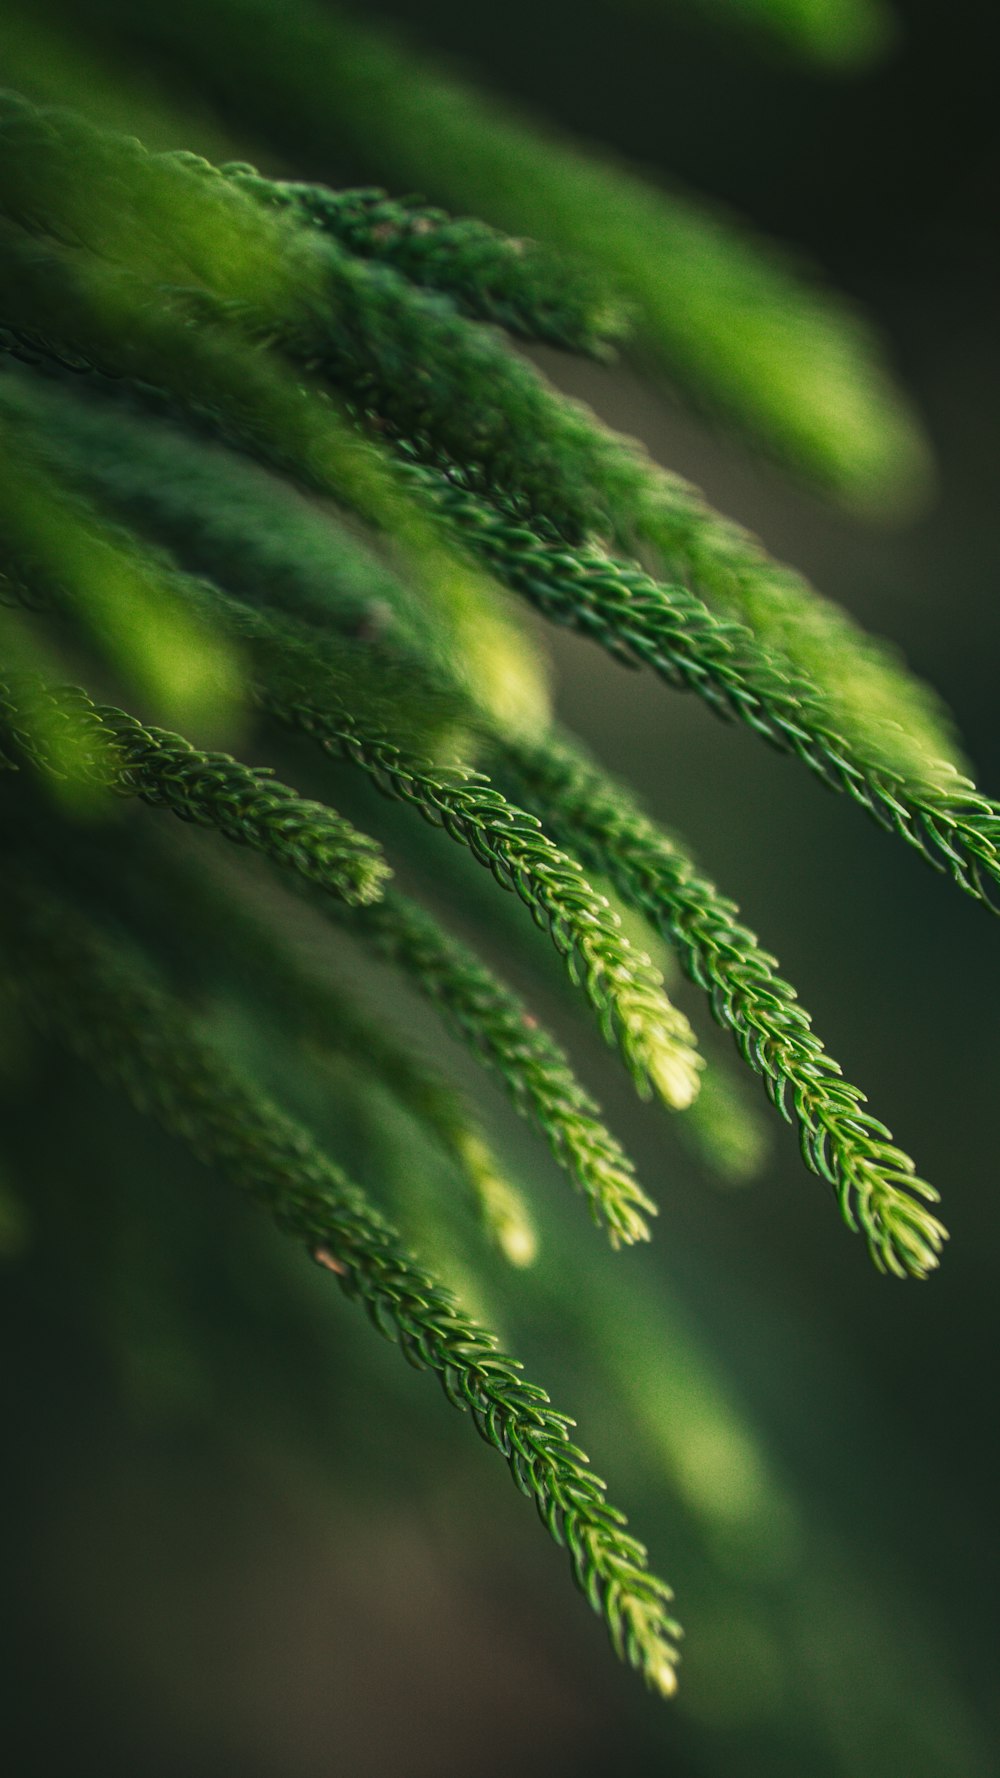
(0, 103, 962, 800)
(0, 873, 683, 1697)
(51, 0, 928, 502)
(496, 731, 947, 1276)
(0, 443, 700, 1113)
(269, 693, 704, 1112)
(0, 677, 390, 909)
(0, 10, 989, 1712)
(0, 363, 953, 1267)
(328, 886, 658, 1249)
(402, 465, 1000, 911)
(39, 815, 541, 1266)
(224, 171, 628, 359)
(0, 96, 942, 783)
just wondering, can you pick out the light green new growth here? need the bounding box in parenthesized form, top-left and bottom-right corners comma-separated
(280, 713, 703, 1114)
(395, 464, 1000, 917)
(325, 886, 659, 1249)
(497, 731, 946, 1276)
(0, 876, 682, 1695)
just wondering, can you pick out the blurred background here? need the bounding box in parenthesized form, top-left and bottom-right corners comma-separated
(1, 2, 998, 1774)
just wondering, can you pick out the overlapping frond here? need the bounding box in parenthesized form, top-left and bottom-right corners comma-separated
(0, 439, 701, 1112)
(0, 22, 985, 1707)
(0, 677, 390, 909)
(0, 307, 960, 1270)
(34, 814, 540, 1265)
(225, 170, 628, 359)
(327, 886, 659, 1249)
(0, 874, 682, 1696)
(277, 711, 704, 1113)
(0, 101, 963, 783)
(401, 467, 1000, 912)
(2, 100, 970, 854)
(45, 0, 927, 501)
(497, 731, 947, 1276)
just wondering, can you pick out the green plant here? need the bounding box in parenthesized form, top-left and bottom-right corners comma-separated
(0, 0, 991, 1726)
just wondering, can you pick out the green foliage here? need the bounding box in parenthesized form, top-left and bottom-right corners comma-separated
(228, 171, 629, 358)
(31, 0, 927, 502)
(496, 730, 946, 1275)
(0, 6, 992, 1726)
(0, 678, 391, 908)
(0, 871, 682, 1694)
(333, 887, 660, 1248)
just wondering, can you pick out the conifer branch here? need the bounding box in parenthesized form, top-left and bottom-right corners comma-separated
(0, 206, 453, 584)
(634, 477, 962, 783)
(0, 86, 298, 298)
(0, 0, 981, 1718)
(0, 93, 627, 528)
(11, 366, 964, 925)
(401, 463, 1000, 915)
(116, 828, 541, 1266)
(0, 678, 390, 909)
(0, 400, 960, 1266)
(0, 447, 951, 1265)
(0, 104, 954, 792)
(0, 371, 961, 1264)
(0, 875, 683, 1697)
(395, 458, 958, 785)
(0, 287, 957, 843)
(223, 170, 628, 359)
(0, 453, 696, 1111)
(58, 0, 928, 502)
(0, 364, 548, 747)
(7, 688, 630, 1253)
(0, 198, 552, 738)
(273, 961, 540, 1266)
(260, 691, 703, 1113)
(329, 886, 658, 1248)
(5, 769, 539, 1266)
(0, 93, 931, 739)
(497, 729, 947, 1277)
